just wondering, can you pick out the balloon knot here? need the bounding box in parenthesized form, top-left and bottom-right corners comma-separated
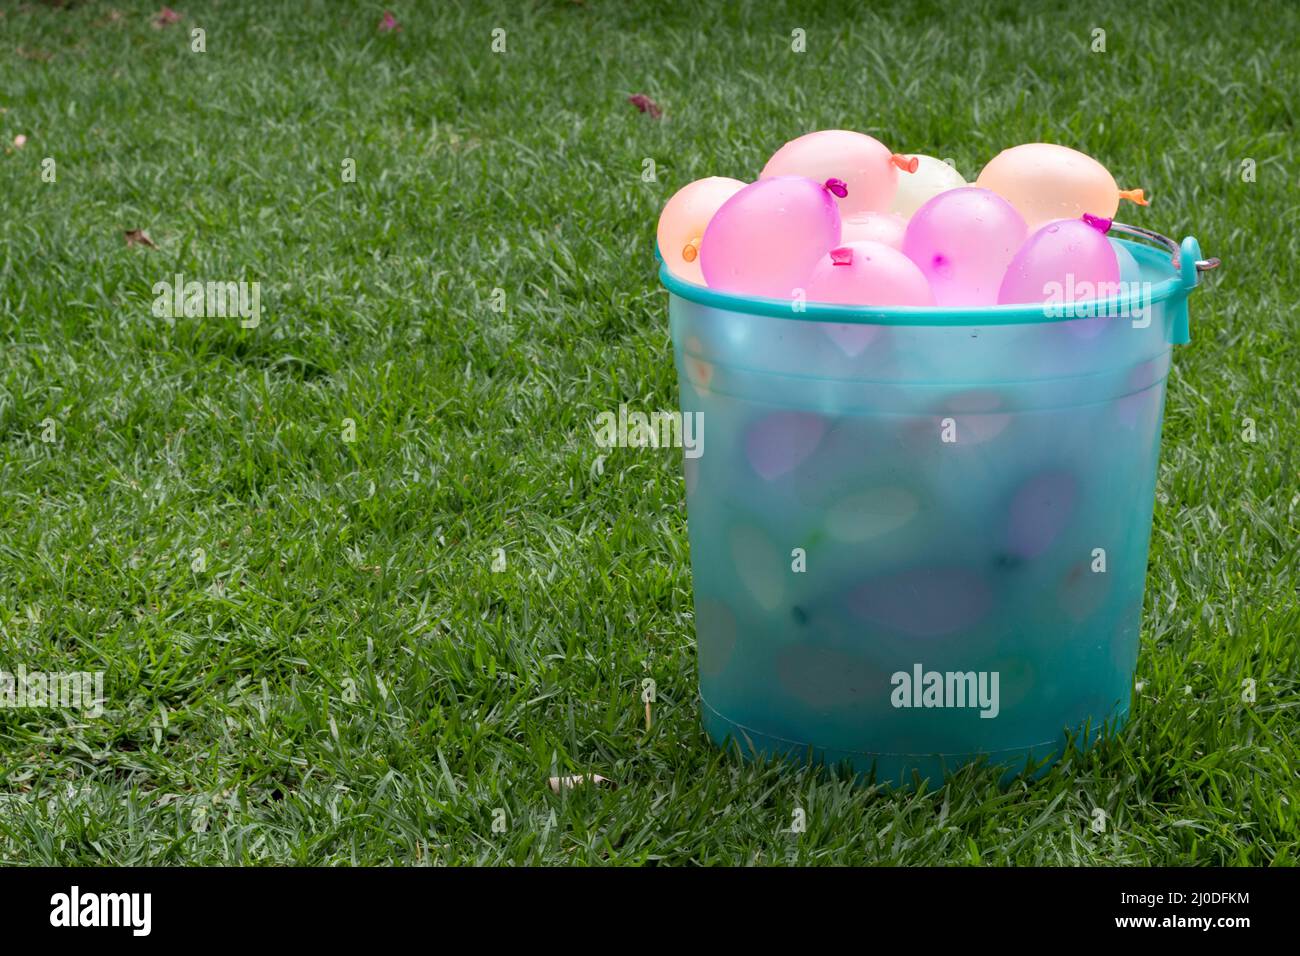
(1118, 188, 1149, 206)
(890, 154, 919, 174)
(830, 247, 853, 266)
(681, 239, 699, 263)
(824, 178, 848, 198)
(1082, 213, 1112, 234)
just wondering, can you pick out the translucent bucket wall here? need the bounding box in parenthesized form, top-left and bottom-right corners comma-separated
(665, 231, 1212, 787)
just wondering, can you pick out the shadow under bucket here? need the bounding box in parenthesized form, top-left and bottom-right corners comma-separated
(662, 227, 1217, 788)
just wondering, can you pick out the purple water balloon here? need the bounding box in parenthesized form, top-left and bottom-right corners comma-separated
(1005, 470, 1078, 560)
(744, 411, 827, 480)
(700, 176, 842, 299)
(848, 567, 993, 637)
(1116, 357, 1166, 445)
(997, 217, 1121, 306)
(902, 187, 1027, 307)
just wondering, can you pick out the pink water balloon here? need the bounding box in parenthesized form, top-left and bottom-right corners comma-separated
(806, 242, 934, 306)
(761, 130, 917, 218)
(806, 241, 933, 356)
(656, 176, 746, 284)
(840, 211, 908, 250)
(901, 187, 1027, 307)
(700, 176, 842, 299)
(976, 143, 1148, 230)
(997, 217, 1120, 306)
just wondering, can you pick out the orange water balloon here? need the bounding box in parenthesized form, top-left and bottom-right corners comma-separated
(975, 143, 1147, 229)
(657, 177, 747, 284)
(762, 130, 916, 217)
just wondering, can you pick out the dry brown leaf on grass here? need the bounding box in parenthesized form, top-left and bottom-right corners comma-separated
(123, 229, 157, 249)
(627, 94, 663, 119)
(548, 774, 614, 794)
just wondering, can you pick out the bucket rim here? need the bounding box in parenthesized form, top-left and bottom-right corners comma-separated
(659, 235, 1191, 327)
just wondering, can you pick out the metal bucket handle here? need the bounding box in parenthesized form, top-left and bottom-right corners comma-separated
(1109, 222, 1220, 344)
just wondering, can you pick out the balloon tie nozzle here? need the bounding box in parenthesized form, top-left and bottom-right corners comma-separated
(681, 239, 699, 263)
(891, 154, 919, 173)
(830, 247, 853, 266)
(1082, 213, 1113, 234)
(824, 178, 848, 198)
(1118, 188, 1149, 206)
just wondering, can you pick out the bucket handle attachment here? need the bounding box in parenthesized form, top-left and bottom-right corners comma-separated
(1108, 222, 1219, 345)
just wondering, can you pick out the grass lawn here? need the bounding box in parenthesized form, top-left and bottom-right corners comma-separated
(0, 0, 1295, 865)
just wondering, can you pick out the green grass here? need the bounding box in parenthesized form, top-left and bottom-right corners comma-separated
(0, 0, 1295, 865)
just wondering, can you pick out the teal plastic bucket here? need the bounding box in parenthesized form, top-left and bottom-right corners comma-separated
(663, 227, 1215, 787)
